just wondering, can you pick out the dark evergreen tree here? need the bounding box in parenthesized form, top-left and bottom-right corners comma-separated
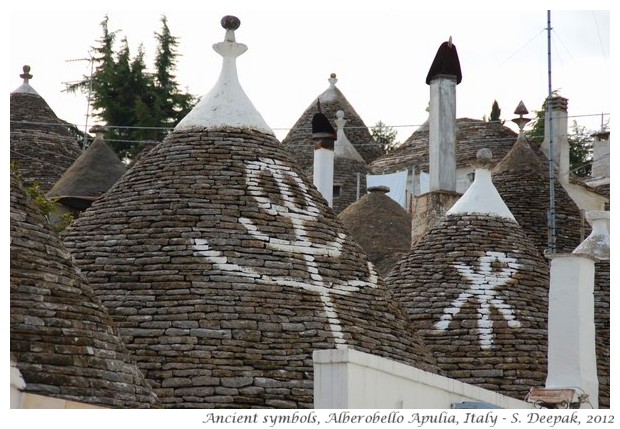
(489, 100, 501, 122)
(370, 121, 399, 154)
(526, 97, 593, 178)
(153, 15, 195, 137)
(65, 14, 196, 162)
(568, 120, 593, 177)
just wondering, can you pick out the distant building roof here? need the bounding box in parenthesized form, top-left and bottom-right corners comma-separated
(10, 65, 82, 192)
(370, 118, 517, 174)
(282, 74, 383, 171)
(338, 186, 411, 277)
(10, 174, 158, 408)
(492, 133, 584, 255)
(62, 17, 440, 408)
(47, 126, 127, 209)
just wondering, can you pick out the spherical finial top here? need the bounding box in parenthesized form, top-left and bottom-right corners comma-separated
(221, 15, 241, 30)
(476, 148, 493, 161)
(330, 73, 336, 79)
(20, 65, 33, 81)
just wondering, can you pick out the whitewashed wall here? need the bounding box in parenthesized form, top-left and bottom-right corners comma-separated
(313, 348, 533, 409)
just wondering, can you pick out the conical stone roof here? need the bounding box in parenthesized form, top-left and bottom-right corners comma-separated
(385, 150, 549, 400)
(62, 17, 439, 409)
(282, 74, 383, 171)
(370, 118, 517, 174)
(10, 66, 82, 193)
(10, 174, 158, 408)
(338, 186, 411, 278)
(492, 133, 584, 255)
(47, 127, 127, 208)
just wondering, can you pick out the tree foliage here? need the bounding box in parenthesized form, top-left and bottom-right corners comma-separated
(65, 15, 196, 162)
(371, 121, 399, 154)
(489, 100, 501, 122)
(526, 96, 593, 178)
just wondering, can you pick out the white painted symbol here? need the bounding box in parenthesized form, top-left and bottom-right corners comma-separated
(435, 251, 522, 349)
(192, 158, 378, 347)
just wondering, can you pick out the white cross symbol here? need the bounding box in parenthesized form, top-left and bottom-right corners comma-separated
(193, 158, 378, 347)
(434, 251, 522, 349)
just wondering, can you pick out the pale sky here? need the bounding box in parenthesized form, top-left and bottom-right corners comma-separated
(7, 1, 613, 143)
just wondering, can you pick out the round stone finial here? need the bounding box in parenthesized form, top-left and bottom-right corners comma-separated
(336, 110, 345, 120)
(328, 73, 338, 87)
(476, 148, 493, 162)
(89, 124, 107, 137)
(20, 65, 33, 81)
(221, 15, 241, 30)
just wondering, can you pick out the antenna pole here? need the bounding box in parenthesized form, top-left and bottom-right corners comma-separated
(83, 54, 94, 150)
(546, 10, 557, 254)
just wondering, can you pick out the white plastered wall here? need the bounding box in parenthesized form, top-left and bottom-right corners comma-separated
(314, 348, 533, 409)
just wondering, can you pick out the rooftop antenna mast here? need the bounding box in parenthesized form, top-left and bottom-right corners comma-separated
(546, 10, 557, 254)
(64, 53, 94, 151)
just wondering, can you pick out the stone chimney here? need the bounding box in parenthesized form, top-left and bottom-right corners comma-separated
(426, 37, 462, 193)
(590, 130, 610, 178)
(409, 38, 463, 246)
(545, 210, 610, 408)
(541, 96, 570, 183)
(312, 103, 337, 207)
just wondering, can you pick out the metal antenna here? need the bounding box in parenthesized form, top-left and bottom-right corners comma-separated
(65, 54, 95, 151)
(546, 10, 557, 254)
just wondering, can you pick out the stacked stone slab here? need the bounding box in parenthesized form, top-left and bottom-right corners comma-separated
(338, 186, 411, 278)
(594, 261, 610, 408)
(385, 150, 549, 401)
(492, 134, 584, 255)
(48, 126, 127, 212)
(10, 174, 158, 408)
(370, 118, 517, 174)
(10, 66, 82, 193)
(62, 16, 439, 409)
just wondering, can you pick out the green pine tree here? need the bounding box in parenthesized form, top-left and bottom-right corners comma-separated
(526, 96, 593, 178)
(489, 100, 501, 122)
(65, 14, 196, 162)
(371, 121, 399, 154)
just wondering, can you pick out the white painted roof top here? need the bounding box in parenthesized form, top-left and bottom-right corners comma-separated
(447, 148, 515, 220)
(334, 110, 365, 162)
(12, 65, 39, 95)
(174, 17, 273, 135)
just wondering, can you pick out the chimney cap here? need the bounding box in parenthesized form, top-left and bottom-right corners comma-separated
(367, 186, 390, 193)
(312, 102, 336, 139)
(426, 38, 462, 85)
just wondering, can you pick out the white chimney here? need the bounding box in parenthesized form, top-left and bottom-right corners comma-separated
(545, 210, 610, 408)
(312, 106, 337, 207)
(426, 38, 461, 192)
(590, 131, 610, 178)
(546, 254, 598, 408)
(541, 96, 570, 183)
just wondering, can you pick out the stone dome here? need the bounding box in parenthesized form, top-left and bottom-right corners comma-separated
(10, 174, 158, 408)
(62, 17, 439, 408)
